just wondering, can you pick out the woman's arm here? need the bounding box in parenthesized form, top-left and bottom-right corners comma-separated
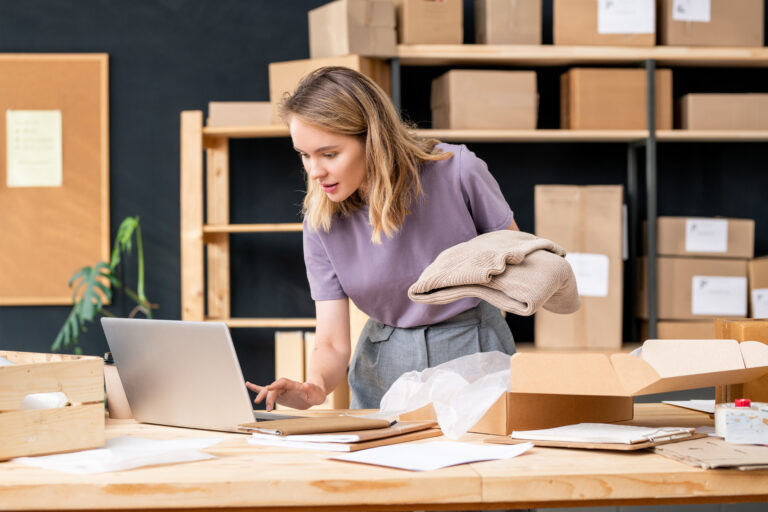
(508, 219, 520, 231)
(246, 298, 351, 411)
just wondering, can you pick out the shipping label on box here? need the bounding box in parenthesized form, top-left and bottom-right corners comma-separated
(597, 0, 654, 34)
(565, 252, 609, 297)
(691, 276, 748, 317)
(752, 289, 768, 319)
(673, 0, 711, 22)
(685, 218, 728, 253)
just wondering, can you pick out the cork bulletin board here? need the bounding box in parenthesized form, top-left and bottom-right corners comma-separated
(0, 54, 109, 305)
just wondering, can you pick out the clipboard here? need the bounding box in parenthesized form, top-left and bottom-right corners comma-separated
(484, 432, 707, 451)
(238, 415, 392, 436)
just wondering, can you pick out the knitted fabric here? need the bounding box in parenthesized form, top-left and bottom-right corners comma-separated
(407, 230, 581, 316)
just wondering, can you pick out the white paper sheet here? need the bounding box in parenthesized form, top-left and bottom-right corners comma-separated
(328, 441, 532, 471)
(673, 0, 711, 22)
(752, 288, 768, 319)
(691, 276, 747, 316)
(597, 0, 654, 34)
(685, 218, 728, 253)
(565, 252, 609, 297)
(6, 110, 63, 187)
(511, 423, 693, 444)
(663, 399, 716, 414)
(13, 436, 222, 474)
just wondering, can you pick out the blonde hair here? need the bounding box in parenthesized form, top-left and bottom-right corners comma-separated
(279, 66, 451, 243)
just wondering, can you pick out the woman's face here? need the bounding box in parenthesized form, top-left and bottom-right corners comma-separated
(289, 116, 366, 203)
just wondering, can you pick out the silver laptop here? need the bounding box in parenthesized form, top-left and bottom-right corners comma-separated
(101, 317, 296, 432)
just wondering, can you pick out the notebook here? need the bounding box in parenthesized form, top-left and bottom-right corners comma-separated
(101, 317, 297, 432)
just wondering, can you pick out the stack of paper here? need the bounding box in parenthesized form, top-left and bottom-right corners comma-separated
(247, 420, 440, 452)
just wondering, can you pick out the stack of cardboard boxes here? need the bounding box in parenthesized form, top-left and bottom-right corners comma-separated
(639, 217, 755, 339)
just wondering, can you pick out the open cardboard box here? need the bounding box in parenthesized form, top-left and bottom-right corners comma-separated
(401, 340, 768, 435)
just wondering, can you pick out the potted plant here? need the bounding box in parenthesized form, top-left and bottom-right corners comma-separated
(53, 215, 156, 418)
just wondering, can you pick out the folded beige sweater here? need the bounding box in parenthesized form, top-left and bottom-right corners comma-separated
(408, 230, 580, 316)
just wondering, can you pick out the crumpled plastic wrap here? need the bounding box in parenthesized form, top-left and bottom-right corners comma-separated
(377, 351, 511, 440)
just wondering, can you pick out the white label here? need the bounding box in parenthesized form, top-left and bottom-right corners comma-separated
(565, 253, 610, 298)
(685, 218, 728, 253)
(597, 0, 655, 34)
(673, 0, 711, 22)
(691, 276, 747, 316)
(6, 110, 63, 187)
(752, 288, 768, 319)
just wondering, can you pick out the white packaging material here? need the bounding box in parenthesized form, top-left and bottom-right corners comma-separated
(691, 276, 747, 316)
(375, 351, 511, 440)
(685, 218, 728, 253)
(0, 355, 69, 409)
(565, 252, 610, 297)
(752, 288, 768, 319)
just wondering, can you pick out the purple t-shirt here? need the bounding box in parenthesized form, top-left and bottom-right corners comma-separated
(302, 143, 514, 328)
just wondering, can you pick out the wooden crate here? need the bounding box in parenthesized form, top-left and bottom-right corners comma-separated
(0, 351, 105, 460)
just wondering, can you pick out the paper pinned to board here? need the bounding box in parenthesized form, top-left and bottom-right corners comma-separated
(327, 441, 533, 471)
(597, 0, 654, 34)
(673, 0, 711, 23)
(6, 110, 63, 188)
(12, 436, 222, 474)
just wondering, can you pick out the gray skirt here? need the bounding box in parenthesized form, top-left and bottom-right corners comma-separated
(348, 301, 516, 409)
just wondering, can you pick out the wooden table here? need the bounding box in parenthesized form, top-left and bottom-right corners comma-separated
(1, 404, 767, 511)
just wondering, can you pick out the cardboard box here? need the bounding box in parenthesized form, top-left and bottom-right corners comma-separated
(553, 0, 655, 46)
(653, 217, 755, 259)
(716, 319, 768, 404)
(561, 68, 673, 130)
(268, 55, 391, 124)
(534, 186, 623, 349)
(641, 320, 716, 340)
(207, 102, 273, 127)
(658, 0, 764, 47)
(393, 0, 462, 44)
(309, 0, 396, 58)
(475, 0, 541, 45)
(679, 94, 768, 131)
(403, 339, 768, 433)
(0, 351, 104, 460)
(431, 70, 538, 129)
(638, 257, 748, 320)
(749, 257, 768, 319)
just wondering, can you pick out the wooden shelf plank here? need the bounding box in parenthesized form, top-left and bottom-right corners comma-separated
(203, 125, 289, 139)
(204, 223, 303, 233)
(397, 44, 768, 67)
(212, 318, 317, 329)
(657, 130, 768, 142)
(415, 129, 648, 142)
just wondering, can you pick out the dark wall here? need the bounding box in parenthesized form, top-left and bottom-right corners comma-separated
(1, 1, 768, 398)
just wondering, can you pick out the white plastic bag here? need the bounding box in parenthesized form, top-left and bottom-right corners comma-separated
(377, 351, 511, 439)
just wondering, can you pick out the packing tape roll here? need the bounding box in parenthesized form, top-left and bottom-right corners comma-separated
(714, 401, 768, 438)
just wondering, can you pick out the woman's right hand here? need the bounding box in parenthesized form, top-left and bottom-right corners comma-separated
(246, 379, 326, 411)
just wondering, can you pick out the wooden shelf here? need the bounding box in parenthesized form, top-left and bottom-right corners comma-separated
(416, 129, 648, 142)
(397, 44, 768, 67)
(211, 317, 317, 329)
(203, 125, 289, 139)
(656, 130, 768, 142)
(203, 223, 303, 234)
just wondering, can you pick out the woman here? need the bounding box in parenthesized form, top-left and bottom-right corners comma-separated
(247, 66, 519, 410)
